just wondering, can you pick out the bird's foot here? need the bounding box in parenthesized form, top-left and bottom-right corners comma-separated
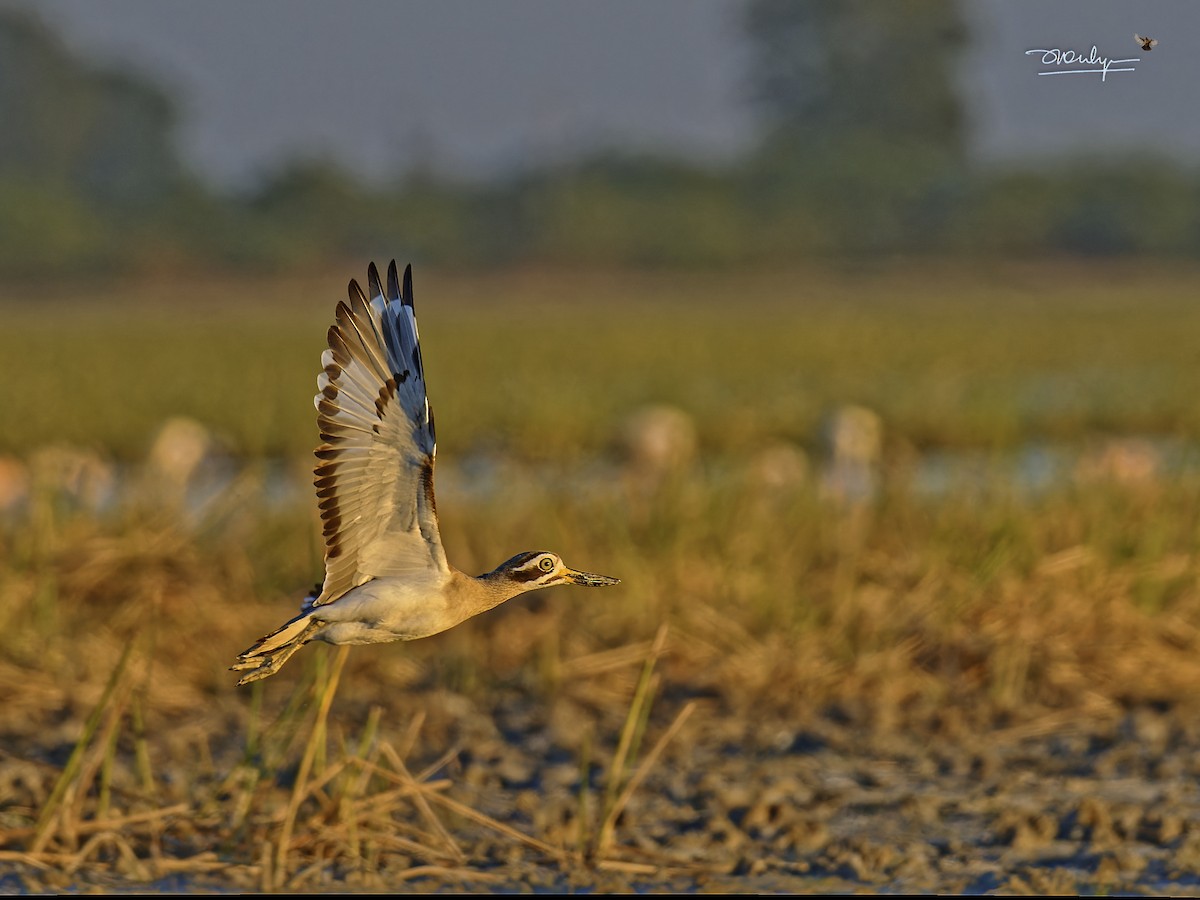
(230, 620, 320, 685)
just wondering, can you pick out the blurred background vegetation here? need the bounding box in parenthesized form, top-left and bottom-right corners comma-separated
(2, 1, 1197, 279)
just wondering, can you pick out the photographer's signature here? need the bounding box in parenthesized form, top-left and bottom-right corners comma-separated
(1024, 45, 1140, 81)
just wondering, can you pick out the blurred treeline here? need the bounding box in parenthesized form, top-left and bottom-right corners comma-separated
(2, 1, 1198, 278)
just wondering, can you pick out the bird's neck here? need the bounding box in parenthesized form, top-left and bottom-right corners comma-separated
(449, 569, 528, 619)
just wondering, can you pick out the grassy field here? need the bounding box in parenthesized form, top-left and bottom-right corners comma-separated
(2, 263, 1200, 891)
(6, 261, 1200, 460)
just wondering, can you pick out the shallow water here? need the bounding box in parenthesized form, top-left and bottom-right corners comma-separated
(33, 433, 1198, 523)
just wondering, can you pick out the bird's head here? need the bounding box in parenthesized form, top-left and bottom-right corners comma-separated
(487, 551, 620, 592)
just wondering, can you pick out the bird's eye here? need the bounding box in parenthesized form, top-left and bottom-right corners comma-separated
(539, 556, 555, 572)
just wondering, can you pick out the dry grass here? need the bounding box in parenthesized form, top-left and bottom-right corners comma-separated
(3, 452, 1200, 889)
(2, 263, 1200, 890)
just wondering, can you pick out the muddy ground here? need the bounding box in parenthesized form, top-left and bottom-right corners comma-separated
(6, 690, 1200, 895)
(372, 703, 1200, 894)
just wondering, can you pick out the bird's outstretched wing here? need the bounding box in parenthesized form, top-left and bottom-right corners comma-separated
(308, 261, 447, 608)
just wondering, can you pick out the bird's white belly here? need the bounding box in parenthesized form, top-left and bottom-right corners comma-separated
(310, 578, 453, 645)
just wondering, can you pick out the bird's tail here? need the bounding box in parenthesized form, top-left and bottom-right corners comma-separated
(230, 612, 321, 685)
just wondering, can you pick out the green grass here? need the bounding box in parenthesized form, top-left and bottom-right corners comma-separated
(4, 262, 1200, 462)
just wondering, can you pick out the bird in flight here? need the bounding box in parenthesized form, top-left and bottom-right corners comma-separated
(1134, 33, 1158, 51)
(232, 262, 619, 684)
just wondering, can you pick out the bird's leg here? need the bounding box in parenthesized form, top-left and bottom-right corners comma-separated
(230, 618, 323, 685)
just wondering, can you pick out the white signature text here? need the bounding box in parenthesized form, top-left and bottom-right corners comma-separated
(1025, 46, 1139, 81)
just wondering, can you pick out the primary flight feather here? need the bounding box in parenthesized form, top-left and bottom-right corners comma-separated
(232, 262, 619, 685)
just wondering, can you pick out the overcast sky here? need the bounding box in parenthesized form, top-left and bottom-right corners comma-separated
(8, 0, 1200, 188)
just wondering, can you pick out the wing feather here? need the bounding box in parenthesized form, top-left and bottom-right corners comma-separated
(309, 262, 447, 607)
(334, 302, 392, 383)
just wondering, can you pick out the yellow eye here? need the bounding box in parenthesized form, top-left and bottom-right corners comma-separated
(539, 556, 555, 572)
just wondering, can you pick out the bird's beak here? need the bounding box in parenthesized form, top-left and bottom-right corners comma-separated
(567, 568, 621, 587)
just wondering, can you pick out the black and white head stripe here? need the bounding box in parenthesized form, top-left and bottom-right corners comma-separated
(494, 551, 559, 583)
